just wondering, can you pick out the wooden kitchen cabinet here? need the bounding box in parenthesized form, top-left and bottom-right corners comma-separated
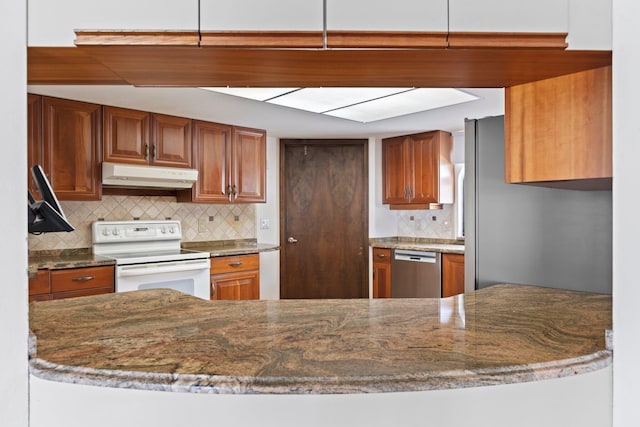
(29, 265, 115, 301)
(505, 66, 612, 190)
(382, 130, 453, 209)
(28, 94, 43, 198)
(372, 248, 392, 298)
(442, 253, 465, 298)
(40, 96, 102, 200)
(103, 106, 192, 168)
(178, 121, 266, 203)
(210, 254, 260, 300)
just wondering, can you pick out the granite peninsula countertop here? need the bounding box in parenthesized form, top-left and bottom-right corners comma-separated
(28, 284, 611, 395)
(28, 240, 279, 273)
(370, 237, 465, 254)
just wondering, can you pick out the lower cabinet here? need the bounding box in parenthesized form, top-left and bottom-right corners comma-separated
(442, 253, 465, 298)
(210, 254, 260, 300)
(372, 248, 392, 298)
(29, 265, 115, 302)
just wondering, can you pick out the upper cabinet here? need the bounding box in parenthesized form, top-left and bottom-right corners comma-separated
(449, 0, 569, 33)
(382, 130, 453, 209)
(505, 66, 612, 190)
(178, 122, 266, 204)
(27, 94, 43, 198)
(103, 106, 192, 168)
(41, 96, 102, 200)
(28, 0, 199, 46)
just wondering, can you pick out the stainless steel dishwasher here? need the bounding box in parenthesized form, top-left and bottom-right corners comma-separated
(391, 249, 441, 298)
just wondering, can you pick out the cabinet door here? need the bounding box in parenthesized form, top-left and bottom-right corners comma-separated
(29, 269, 51, 297)
(211, 271, 260, 300)
(151, 114, 192, 168)
(442, 253, 465, 298)
(410, 133, 439, 204)
(382, 136, 410, 204)
(27, 94, 43, 197)
(327, 0, 447, 32)
(182, 120, 232, 203)
(103, 106, 150, 165)
(200, 0, 323, 31)
(232, 127, 266, 203)
(42, 96, 102, 200)
(372, 248, 391, 298)
(448, 0, 568, 33)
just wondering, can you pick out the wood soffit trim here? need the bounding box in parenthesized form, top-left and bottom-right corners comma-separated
(200, 31, 324, 48)
(75, 30, 200, 46)
(448, 32, 568, 49)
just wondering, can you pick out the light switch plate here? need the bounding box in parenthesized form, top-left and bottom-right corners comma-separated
(260, 218, 270, 229)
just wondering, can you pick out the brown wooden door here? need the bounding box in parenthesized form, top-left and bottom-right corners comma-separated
(27, 94, 43, 197)
(372, 248, 391, 298)
(42, 96, 102, 200)
(442, 253, 465, 297)
(103, 106, 150, 165)
(181, 120, 232, 203)
(411, 132, 439, 204)
(212, 271, 260, 300)
(151, 113, 192, 168)
(382, 136, 410, 204)
(232, 126, 266, 203)
(281, 140, 368, 299)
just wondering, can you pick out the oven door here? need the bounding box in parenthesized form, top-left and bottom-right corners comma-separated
(116, 258, 210, 300)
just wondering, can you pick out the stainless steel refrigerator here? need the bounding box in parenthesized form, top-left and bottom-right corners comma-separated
(464, 115, 612, 294)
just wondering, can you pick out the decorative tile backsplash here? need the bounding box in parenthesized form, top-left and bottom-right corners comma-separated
(28, 196, 256, 251)
(397, 205, 456, 239)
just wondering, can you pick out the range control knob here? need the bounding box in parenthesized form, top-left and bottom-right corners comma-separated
(169, 226, 175, 234)
(102, 229, 109, 236)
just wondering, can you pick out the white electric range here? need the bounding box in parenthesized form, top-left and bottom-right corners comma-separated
(92, 220, 210, 300)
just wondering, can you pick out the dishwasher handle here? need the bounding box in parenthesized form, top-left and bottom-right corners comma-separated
(394, 250, 438, 263)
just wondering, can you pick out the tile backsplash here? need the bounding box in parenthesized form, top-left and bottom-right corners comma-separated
(28, 195, 256, 251)
(397, 205, 456, 239)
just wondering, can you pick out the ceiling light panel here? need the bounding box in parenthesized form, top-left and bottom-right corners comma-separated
(325, 88, 478, 122)
(266, 87, 410, 113)
(200, 87, 298, 101)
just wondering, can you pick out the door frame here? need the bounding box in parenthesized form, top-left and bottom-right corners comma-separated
(279, 139, 369, 299)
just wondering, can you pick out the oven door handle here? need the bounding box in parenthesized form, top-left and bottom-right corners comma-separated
(118, 261, 210, 277)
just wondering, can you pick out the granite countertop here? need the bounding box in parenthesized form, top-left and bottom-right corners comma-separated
(370, 237, 465, 254)
(182, 239, 280, 257)
(28, 284, 611, 395)
(28, 240, 280, 272)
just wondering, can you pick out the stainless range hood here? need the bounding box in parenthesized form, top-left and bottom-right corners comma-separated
(102, 162, 198, 189)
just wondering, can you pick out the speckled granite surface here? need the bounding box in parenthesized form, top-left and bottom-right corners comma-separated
(182, 239, 279, 257)
(28, 249, 115, 273)
(29, 284, 611, 394)
(370, 237, 465, 254)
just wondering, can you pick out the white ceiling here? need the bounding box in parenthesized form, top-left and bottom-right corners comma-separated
(27, 85, 504, 139)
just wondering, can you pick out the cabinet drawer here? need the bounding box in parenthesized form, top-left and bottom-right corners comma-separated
(372, 248, 391, 264)
(210, 254, 259, 274)
(29, 269, 51, 296)
(51, 266, 115, 293)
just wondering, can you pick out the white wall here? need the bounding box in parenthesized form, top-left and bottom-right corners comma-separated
(0, 0, 28, 426)
(256, 136, 280, 300)
(612, 0, 640, 425)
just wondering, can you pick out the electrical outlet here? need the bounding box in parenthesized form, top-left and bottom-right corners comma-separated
(198, 218, 207, 232)
(260, 218, 270, 229)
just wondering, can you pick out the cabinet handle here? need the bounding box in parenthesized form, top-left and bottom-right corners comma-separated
(403, 187, 408, 199)
(376, 253, 386, 259)
(72, 276, 95, 282)
(228, 261, 243, 267)
(211, 281, 216, 299)
(152, 144, 157, 159)
(144, 143, 149, 159)
(233, 185, 238, 199)
(227, 185, 232, 203)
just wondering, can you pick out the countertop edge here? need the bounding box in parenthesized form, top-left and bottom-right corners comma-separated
(28, 348, 611, 395)
(370, 242, 465, 255)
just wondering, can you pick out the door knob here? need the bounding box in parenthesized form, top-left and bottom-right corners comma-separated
(287, 237, 298, 244)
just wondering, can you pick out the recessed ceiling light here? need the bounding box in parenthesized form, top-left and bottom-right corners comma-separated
(325, 88, 479, 123)
(199, 87, 479, 123)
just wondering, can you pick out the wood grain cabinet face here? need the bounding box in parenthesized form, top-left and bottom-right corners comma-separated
(372, 248, 392, 298)
(179, 123, 266, 204)
(442, 253, 465, 298)
(505, 66, 612, 190)
(28, 94, 43, 197)
(382, 130, 453, 209)
(30, 266, 115, 301)
(103, 107, 192, 168)
(41, 96, 102, 201)
(29, 269, 51, 302)
(210, 254, 260, 300)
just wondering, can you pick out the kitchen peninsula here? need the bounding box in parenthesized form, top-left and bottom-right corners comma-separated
(29, 284, 612, 427)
